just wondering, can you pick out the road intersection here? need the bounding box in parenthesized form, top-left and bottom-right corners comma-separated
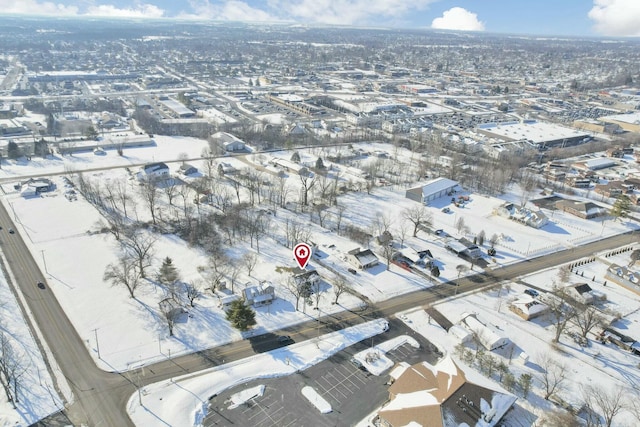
(0, 194, 636, 425)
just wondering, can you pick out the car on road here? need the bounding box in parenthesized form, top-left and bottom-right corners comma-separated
(524, 288, 539, 297)
(37, 282, 45, 290)
(277, 335, 293, 344)
(8, 229, 14, 234)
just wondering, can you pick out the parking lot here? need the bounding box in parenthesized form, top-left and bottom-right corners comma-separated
(203, 318, 439, 427)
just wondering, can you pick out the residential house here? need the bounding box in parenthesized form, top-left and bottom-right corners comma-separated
(138, 162, 169, 180)
(509, 298, 549, 320)
(293, 268, 321, 297)
(555, 199, 606, 219)
(243, 281, 275, 307)
(375, 357, 516, 427)
(565, 283, 596, 305)
(346, 248, 379, 270)
(179, 163, 198, 176)
(218, 162, 238, 176)
(493, 202, 549, 229)
(460, 313, 509, 351)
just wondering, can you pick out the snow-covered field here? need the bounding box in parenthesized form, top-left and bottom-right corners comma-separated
(0, 255, 63, 426)
(126, 318, 388, 427)
(0, 134, 639, 425)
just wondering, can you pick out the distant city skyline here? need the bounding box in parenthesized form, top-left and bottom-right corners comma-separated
(0, 0, 638, 38)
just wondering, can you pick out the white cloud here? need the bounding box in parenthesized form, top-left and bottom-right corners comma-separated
(186, 0, 277, 22)
(268, 0, 437, 26)
(589, 0, 640, 36)
(86, 4, 165, 18)
(0, 0, 79, 16)
(431, 7, 484, 32)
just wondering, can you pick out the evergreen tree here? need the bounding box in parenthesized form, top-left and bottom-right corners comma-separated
(291, 151, 301, 163)
(34, 139, 49, 157)
(7, 141, 20, 160)
(158, 257, 180, 285)
(85, 126, 98, 140)
(315, 157, 325, 170)
(611, 194, 631, 221)
(226, 299, 256, 331)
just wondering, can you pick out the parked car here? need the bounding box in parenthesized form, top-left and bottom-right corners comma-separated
(524, 288, 539, 297)
(277, 335, 293, 344)
(441, 207, 451, 214)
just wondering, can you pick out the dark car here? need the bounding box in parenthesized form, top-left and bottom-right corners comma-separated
(524, 288, 539, 297)
(277, 335, 293, 344)
(8, 229, 14, 234)
(37, 282, 45, 289)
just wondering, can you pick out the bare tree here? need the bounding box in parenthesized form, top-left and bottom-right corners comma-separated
(547, 285, 578, 343)
(455, 216, 466, 235)
(121, 229, 156, 278)
(0, 332, 25, 407)
(574, 305, 604, 339)
(332, 275, 350, 304)
(159, 297, 182, 337)
(299, 172, 317, 206)
(184, 282, 202, 307)
(402, 205, 432, 237)
(163, 177, 180, 206)
(538, 353, 568, 400)
(581, 384, 625, 427)
(243, 252, 258, 277)
(103, 255, 142, 298)
(286, 275, 305, 312)
(519, 169, 538, 207)
(113, 178, 133, 218)
(284, 219, 311, 249)
(382, 244, 395, 271)
(139, 177, 160, 224)
(201, 253, 230, 292)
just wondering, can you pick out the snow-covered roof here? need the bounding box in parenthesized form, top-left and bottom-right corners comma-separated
(378, 356, 516, 427)
(420, 177, 459, 197)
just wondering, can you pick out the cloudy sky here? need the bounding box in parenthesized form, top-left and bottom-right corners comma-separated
(0, 0, 638, 37)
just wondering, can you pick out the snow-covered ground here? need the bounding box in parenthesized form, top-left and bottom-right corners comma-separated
(397, 249, 640, 426)
(1, 134, 639, 424)
(126, 318, 388, 427)
(0, 255, 63, 426)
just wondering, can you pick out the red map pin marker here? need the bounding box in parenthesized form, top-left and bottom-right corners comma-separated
(293, 243, 312, 269)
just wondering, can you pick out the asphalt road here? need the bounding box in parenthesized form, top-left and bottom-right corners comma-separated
(0, 186, 636, 426)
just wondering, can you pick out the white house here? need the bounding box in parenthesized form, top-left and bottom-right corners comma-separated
(509, 297, 549, 320)
(346, 248, 379, 269)
(138, 162, 169, 180)
(243, 281, 275, 307)
(460, 313, 509, 351)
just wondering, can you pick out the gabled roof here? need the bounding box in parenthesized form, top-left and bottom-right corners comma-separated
(378, 357, 516, 427)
